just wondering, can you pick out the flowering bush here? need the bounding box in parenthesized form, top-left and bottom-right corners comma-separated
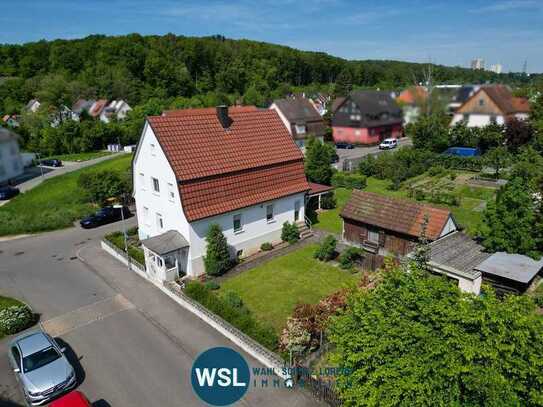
(279, 317, 311, 356)
(0, 305, 35, 335)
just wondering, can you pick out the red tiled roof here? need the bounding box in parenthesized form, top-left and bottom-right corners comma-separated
(89, 99, 108, 117)
(308, 182, 333, 196)
(340, 190, 454, 241)
(397, 86, 428, 105)
(511, 97, 530, 113)
(147, 106, 310, 221)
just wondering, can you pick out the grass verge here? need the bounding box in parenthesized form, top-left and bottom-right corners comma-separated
(0, 154, 132, 236)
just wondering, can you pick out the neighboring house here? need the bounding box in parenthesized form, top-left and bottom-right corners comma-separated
(332, 91, 403, 145)
(450, 85, 530, 127)
(340, 190, 457, 256)
(428, 231, 543, 295)
(51, 105, 77, 127)
(396, 86, 428, 124)
(0, 128, 24, 185)
(270, 97, 326, 149)
(71, 99, 95, 119)
(133, 105, 310, 281)
(100, 100, 132, 123)
(433, 85, 480, 114)
(24, 99, 41, 113)
(2, 114, 19, 127)
(89, 99, 109, 119)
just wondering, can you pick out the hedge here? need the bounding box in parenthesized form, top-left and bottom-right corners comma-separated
(105, 231, 145, 265)
(0, 305, 36, 335)
(332, 172, 367, 189)
(184, 282, 278, 350)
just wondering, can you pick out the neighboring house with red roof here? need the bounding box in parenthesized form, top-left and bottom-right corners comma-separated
(269, 97, 326, 149)
(451, 84, 530, 128)
(133, 105, 310, 279)
(396, 86, 428, 124)
(340, 190, 457, 256)
(332, 91, 403, 145)
(88, 99, 108, 118)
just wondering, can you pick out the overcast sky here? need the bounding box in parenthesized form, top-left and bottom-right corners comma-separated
(1, 0, 542, 73)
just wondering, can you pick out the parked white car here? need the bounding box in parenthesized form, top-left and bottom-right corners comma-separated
(379, 138, 398, 150)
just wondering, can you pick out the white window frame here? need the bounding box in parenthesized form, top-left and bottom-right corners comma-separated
(368, 229, 379, 243)
(167, 182, 175, 202)
(266, 204, 274, 223)
(156, 212, 164, 230)
(152, 177, 160, 194)
(233, 214, 243, 233)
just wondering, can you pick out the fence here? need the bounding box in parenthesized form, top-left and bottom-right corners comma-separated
(295, 367, 342, 407)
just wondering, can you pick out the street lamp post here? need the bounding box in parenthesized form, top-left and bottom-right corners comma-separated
(113, 202, 130, 271)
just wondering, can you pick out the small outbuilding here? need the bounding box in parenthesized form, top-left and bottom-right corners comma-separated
(340, 190, 457, 255)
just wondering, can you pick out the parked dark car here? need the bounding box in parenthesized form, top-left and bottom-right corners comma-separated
(336, 142, 354, 149)
(80, 206, 130, 229)
(0, 186, 20, 200)
(40, 159, 63, 167)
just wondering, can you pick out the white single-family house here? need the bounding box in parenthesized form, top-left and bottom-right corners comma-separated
(450, 85, 530, 128)
(133, 105, 310, 281)
(24, 99, 41, 113)
(0, 127, 24, 185)
(100, 100, 132, 123)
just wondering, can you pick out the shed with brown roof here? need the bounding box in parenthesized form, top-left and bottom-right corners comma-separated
(340, 190, 457, 255)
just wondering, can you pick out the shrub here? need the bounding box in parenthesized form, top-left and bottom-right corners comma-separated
(78, 170, 131, 205)
(320, 192, 337, 209)
(358, 155, 377, 177)
(260, 242, 273, 251)
(223, 290, 245, 310)
(205, 281, 221, 290)
(127, 226, 139, 236)
(204, 224, 232, 276)
(0, 305, 35, 335)
(428, 165, 446, 177)
(339, 247, 363, 269)
(314, 235, 337, 261)
(184, 282, 277, 350)
(128, 246, 145, 264)
(281, 222, 300, 244)
(331, 172, 367, 189)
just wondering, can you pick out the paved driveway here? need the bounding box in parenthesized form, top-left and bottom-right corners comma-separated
(0, 222, 323, 406)
(336, 137, 412, 169)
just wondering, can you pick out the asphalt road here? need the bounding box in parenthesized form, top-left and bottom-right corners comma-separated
(336, 137, 412, 169)
(0, 221, 323, 406)
(14, 153, 128, 194)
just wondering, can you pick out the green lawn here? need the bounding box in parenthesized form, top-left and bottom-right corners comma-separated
(44, 151, 114, 162)
(0, 154, 132, 236)
(314, 175, 494, 237)
(219, 244, 359, 333)
(0, 296, 24, 339)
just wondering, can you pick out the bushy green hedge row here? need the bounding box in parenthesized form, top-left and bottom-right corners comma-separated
(0, 305, 36, 335)
(184, 282, 278, 350)
(105, 231, 145, 265)
(332, 172, 367, 189)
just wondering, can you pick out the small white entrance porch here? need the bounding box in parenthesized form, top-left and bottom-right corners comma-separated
(141, 230, 189, 282)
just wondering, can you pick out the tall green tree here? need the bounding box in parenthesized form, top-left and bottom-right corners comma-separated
(204, 224, 231, 276)
(304, 137, 333, 185)
(479, 178, 542, 258)
(405, 113, 449, 152)
(483, 146, 510, 179)
(328, 266, 543, 406)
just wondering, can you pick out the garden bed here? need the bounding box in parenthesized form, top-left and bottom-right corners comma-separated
(104, 227, 144, 265)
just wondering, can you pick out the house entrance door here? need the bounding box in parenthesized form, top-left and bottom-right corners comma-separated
(294, 200, 301, 221)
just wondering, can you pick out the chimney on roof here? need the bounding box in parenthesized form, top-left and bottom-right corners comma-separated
(216, 105, 232, 129)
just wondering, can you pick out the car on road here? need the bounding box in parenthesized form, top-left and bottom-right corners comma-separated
(40, 159, 63, 167)
(0, 186, 20, 200)
(50, 390, 91, 407)
(80, 206, 131, 229)
(379, 138, 398, 150)
(335, 142, 354, 149)
(8, 330, 77, 406)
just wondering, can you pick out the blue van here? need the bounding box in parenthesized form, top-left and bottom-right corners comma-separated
(443, 147, 480, 157)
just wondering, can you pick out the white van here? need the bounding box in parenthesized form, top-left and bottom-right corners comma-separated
(379, 138, 398, 150)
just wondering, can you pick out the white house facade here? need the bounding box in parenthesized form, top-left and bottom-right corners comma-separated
(0, 128, 24, 185)
(133, 106, 310, 281)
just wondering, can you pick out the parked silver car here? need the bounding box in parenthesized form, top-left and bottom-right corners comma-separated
(8, 330, 76, 406)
